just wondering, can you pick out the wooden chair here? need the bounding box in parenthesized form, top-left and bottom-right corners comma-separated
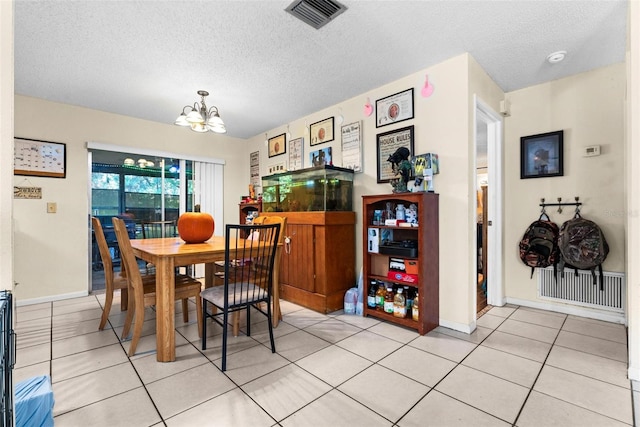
(112, 217, 203, 356)
(93, 217, 156, 330)
(141, 220, 179, 274)
(201, 223, 281, 371)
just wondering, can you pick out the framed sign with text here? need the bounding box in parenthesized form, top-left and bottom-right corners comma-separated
(376, 125, 415, 183)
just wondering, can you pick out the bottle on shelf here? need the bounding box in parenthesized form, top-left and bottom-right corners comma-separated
(412, 290, 419, 321)
(393, 287, 406, 318)
(404, 286, 413, 317)
(367, 281, 377, 309)
(376, 282, 386, 311)
(384, 286, 395, 314)
(396, 204, 406, 221)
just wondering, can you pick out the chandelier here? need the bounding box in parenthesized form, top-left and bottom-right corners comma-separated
(174, 90, 226, 134)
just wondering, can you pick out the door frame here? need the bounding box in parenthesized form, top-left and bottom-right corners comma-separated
(474, 96, 504, 307)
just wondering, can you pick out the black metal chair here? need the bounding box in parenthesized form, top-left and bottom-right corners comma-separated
(200, 223, 281, 371)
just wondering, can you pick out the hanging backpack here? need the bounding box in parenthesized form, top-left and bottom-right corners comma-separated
(558, 212, 609, 290)
(519, 213, 560, 278)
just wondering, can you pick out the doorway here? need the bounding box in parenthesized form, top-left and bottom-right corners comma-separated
(474, 96, 504, 314)
(89, 149, 194, 293)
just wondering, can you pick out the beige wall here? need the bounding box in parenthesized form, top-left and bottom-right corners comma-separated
(243, 53, 499, 331)
(504, 63, 626, 306)
(13, 96, 247, 301)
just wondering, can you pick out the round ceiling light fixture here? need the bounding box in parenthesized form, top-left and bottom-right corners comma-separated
(546, 50, 567, 64)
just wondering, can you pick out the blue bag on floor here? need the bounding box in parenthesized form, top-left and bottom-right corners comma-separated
(15, 375, 55, 427)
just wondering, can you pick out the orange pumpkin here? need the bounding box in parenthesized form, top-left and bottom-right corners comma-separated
(177, 205, 215, 243)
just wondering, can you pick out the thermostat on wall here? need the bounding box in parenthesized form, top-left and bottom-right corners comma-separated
(584, 145, 601, 157)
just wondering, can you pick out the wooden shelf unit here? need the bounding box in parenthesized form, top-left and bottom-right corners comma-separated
(239, 202, 261, 238)
(362, 192, 439, 335)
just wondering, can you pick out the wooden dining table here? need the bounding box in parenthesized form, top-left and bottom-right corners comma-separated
(129, 235, 281, 362)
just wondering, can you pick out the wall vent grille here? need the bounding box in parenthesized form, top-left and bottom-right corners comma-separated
(537, 267, 625, 313)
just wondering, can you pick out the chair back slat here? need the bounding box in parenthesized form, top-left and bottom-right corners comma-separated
(113, 218, 145, 304)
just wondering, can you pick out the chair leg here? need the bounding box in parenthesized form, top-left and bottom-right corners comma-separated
(221, 310, 228, 372)
(195, 296, 203, 338)
(201, 299, 208, 350)
(272, 285, 282, 327)
(121, 289, 135, 340)
(246, 305, 251, 337)
(99, 289, 113, 330)
(267, 300, 275, 353)
(120, 287, 128, 311)
(128, 305, 145, 357)
(182, 298, 189, 323)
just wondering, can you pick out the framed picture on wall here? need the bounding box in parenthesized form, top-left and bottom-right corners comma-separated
(520, 130, 564, 179)
(310, 117, 334, 146)
(289, 137, 303, 170)
(268, 133, 287, 158)
(376, 88, 414, 128)
(14, 137, 67, 178)
(376, 125, 414, 183)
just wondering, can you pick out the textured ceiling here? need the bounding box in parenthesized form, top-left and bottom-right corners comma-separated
(14, 0, 628, 140)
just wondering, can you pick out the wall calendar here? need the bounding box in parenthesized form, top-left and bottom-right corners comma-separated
(14, 137, 67, 178)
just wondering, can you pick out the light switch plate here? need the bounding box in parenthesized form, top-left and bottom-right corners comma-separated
(47, 202, 57, 213)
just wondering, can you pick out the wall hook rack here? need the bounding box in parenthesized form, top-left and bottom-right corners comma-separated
(539, 196, 582, 214)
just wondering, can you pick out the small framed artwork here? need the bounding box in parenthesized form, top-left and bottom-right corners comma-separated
(14, 137, 67, 178)
(376, 88, 414, 128)
(289, 137, 303, 170)
(310, 147, 333, 167)
(520, 130, 564, 179)
(376, 125, 414, 183)
(341, 121, 362, 173)
(310, 117, 334, 146)
(268, 133, 287, 158)
(268, 162, 287, 175)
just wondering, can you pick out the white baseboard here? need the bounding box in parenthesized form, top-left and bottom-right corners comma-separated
(16, 291, 89, 307)
(439, 317, 476, 334)
(629, 366, 640, 382)
(505, 297, 626, 325)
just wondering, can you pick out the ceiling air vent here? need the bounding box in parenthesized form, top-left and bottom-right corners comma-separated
(286, 0, 347, 30)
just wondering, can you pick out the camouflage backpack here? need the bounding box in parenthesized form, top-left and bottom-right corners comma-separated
(558, 213, 609, 290)
(519, 214, 560, 278)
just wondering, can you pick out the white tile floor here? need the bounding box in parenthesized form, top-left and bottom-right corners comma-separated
(13, 293, 636, 426)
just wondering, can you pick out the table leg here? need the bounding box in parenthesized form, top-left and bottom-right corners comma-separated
(156, 257, 176, 362)
(272, 248, 282, 327)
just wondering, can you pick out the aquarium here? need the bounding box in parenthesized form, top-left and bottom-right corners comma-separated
(261, 165, 354, 212)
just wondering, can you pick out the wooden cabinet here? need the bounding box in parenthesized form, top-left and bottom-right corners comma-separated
(362, 192, 439, 335)
(262, 211, 356, 314)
